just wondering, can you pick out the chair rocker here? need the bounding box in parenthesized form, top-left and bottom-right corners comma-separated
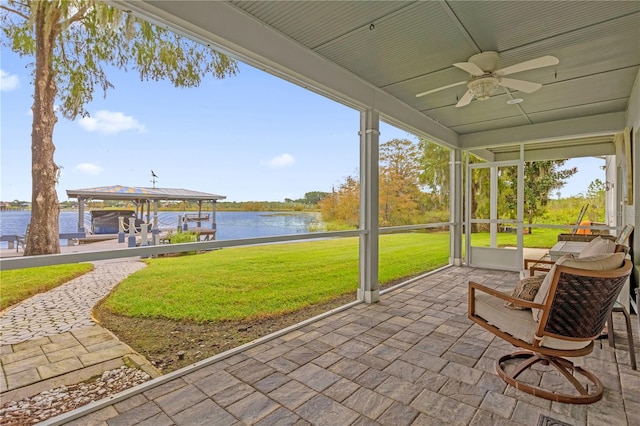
(469, 259, 632, 404)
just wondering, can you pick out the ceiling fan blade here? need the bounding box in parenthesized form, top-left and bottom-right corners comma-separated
(495, 55, 559, 76)
(453, 61, 485, 76)
(416, 81, 466, 97)
(456, 90, 474, 107)
(499, 78, 542, 93)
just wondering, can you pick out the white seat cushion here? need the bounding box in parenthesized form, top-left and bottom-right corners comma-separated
(474, 293, 590, 350)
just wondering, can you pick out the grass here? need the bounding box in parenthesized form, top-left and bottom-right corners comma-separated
(0, 263, 94, 310)
(0, 228, 558, 318)
(103, 232, 450, 322)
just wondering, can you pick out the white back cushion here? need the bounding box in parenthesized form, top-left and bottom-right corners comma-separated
(578, 236, 616, 258)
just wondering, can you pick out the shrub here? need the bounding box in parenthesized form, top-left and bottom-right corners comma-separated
(165, 230, 200, 255)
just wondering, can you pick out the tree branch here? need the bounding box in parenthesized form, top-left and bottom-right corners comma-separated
(60, 4, 91, 29)
(0, 4, 30, 20)
(58, 29, 67, 63)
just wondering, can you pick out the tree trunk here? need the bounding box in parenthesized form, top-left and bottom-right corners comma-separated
(25, 3, 61, 256)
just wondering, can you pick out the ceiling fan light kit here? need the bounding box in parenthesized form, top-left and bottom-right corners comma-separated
(416, 51, 559, 107)
(467, 76, 500, 100)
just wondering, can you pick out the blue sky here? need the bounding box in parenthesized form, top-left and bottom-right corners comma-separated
(1, 48, 602, 203)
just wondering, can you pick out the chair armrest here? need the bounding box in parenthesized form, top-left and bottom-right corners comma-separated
(529, 265, 552, 276)
(468, 281, 546, 314)
(615, 244, 630, 254)
(523, 258, 555, 269)
(523, 258, 555, 277)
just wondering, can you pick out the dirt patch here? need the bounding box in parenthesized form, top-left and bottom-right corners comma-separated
(93, 277, 418, 374)
(93, 293, 356, 372)
(93, 277, 413, 373)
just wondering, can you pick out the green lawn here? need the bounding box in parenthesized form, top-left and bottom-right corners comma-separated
(0, 228, 556, 320)
(0, 263, 94, 310)
(104, 232, 450, 322)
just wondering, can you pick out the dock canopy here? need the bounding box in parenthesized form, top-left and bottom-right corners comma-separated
(66, 185, 226, 202)
(66, 185, 226, 236)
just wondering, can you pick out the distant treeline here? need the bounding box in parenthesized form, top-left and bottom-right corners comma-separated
(58, 191, 330, 212)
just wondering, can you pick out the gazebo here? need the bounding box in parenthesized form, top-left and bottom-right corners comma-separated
(66, 185, 226, 244)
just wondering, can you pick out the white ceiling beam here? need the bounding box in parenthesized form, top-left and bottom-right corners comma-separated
(110, 0, 459, 148)
(469, 149, 495, 162)
(459, 112, 626, 150)
(493, 143, 615, 162)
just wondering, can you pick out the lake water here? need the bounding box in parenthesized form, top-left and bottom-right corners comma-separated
(0, 210, 324, 248)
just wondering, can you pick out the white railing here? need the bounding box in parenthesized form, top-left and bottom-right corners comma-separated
(0, 229, 366, 271)
(118, 217, 155, 246)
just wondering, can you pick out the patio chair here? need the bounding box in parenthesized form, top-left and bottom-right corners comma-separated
(521, 234, 621, 279)
(469, 254, 632, 404)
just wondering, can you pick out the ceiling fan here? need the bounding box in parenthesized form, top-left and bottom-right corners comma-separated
(416, 51, 559, 107)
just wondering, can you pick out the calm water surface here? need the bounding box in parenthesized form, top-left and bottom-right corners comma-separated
(0, 210, 323, 248)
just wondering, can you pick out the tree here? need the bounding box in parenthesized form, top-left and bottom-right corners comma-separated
(586, 178, 606, 221)
(586, 179, 605, 198)
(318, 176, 360, 227)
(1, 1, 238, 255)
(418, 139, 450, 210)
(379, 139, 423, 226)
(503, 160, 578, 232)
(319, 138, 429, 227)
(295, 191, 328, 205)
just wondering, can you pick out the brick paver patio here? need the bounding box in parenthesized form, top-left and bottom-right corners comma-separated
(48, 266, 640, 425)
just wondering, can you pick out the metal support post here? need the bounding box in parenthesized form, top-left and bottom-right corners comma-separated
(490, 166, 498, 248)
(358, 109, 380, 304)
(212, 201, 218, 239)
(152, 200, 159, 245)
(450, 150, 463, 266)
(78, 198, 85, 233)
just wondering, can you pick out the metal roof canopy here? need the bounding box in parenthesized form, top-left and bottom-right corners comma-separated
(108, 0, 640, 159)
(66, 185, 227, 202)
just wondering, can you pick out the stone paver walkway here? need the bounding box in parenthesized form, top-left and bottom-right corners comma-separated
(1, 259, 146, 345)
(48, 266, 640, 426)
(0, 259, 158, 401)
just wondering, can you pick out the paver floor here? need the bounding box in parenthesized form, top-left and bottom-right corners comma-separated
(0, 258, 157, 401)
(48, 266, 640, 426)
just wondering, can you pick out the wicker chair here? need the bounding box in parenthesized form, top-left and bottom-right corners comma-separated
(521, 224, 633, 279)
(469, 259, 633, 404)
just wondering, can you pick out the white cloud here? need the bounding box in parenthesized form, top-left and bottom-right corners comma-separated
(78, 110, 146, 134)
(264, 153, 295, 168)
(0, 69, 20, 91)
(74, 163, 104, 175)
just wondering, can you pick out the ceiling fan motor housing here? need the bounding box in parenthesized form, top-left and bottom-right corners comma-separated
(469, 51, 499, 73)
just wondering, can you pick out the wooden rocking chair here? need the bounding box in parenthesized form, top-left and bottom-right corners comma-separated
(469, 257, 632, 404)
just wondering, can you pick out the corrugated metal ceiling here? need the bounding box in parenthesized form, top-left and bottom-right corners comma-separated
(230, 0, 639, 142)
